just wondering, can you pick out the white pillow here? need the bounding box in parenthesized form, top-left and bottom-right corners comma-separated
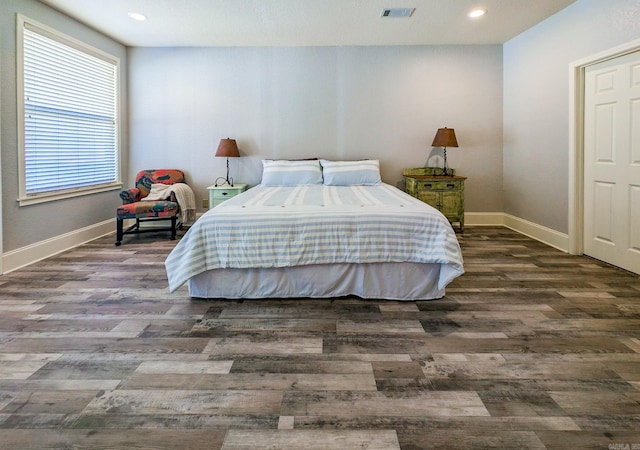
(261, 159, 323, 186)
(320, 159, 382, 186)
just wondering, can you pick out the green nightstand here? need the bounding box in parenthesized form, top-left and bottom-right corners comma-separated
(403, 168, 466, 233)
(207, 183, 247, 208)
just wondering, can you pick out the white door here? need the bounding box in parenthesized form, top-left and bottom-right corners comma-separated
(584, 51, 640, 274)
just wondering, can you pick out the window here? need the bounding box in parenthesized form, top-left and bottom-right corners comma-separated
(17, 16, 121, 206)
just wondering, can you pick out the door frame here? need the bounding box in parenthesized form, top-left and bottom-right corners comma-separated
(568, 38, 640, 255)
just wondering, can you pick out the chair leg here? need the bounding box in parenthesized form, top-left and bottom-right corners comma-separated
(170, 216, 177, 240)
(116, 215, 178, 246)
(115, 218, 123, 246)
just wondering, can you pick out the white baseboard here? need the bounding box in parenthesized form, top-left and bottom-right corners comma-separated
(464, 212, 505, 226)
(2, 219, 115, 274)
(502, 214, 569, 252)
(465, 212, 569, 252)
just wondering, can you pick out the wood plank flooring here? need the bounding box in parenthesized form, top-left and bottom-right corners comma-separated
(0, 226, 639, 449)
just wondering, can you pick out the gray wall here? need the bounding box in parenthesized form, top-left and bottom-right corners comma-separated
(128, 45, 503, 214)
(7, 0, 638, 258)
(503, 0, 640, 233)
(0, 0, 128, 252)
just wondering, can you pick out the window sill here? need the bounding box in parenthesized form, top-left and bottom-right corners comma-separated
(18, 182, 122, 207)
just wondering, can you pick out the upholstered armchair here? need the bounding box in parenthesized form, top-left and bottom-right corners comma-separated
(115, 169, 186, 246)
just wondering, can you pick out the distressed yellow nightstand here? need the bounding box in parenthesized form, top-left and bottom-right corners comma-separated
(207, 183, 247, 208)
(403, 168, 466, 232)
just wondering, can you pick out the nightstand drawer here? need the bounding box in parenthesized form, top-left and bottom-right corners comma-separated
(212, 189, 237, 199)
(207, 183, 247, 208)
(416, 180, 461, 191)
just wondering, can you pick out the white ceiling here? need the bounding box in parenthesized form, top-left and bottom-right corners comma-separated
(39, 0, 577, 47)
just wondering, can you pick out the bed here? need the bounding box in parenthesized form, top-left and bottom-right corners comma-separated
(164, 159, 464, 301)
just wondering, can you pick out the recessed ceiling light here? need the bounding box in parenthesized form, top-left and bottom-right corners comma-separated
(127, 12, 147, 21)
(468, 8, 487, 19)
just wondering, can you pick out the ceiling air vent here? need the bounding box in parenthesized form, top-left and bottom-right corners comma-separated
(380, 8, 415, 18)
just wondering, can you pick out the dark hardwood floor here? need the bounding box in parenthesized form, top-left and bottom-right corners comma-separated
(0, 226, 639, 449)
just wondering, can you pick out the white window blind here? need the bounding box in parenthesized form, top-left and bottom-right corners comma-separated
(19, 18, 119, 204)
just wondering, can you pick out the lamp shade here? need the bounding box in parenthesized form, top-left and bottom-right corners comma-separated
(431, 128, 458, 148)
(215, 138, 240, 158)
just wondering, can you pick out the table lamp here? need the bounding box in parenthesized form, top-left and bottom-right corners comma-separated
(431, 127, 458, 177)
(215, 138, 240, 186)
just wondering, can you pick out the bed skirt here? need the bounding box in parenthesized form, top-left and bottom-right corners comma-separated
(187, 262, 450, 301)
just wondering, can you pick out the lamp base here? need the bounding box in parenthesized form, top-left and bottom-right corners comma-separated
(440, 147, 455, 177)
(214, 177, 234, 187)
(215, 157, 235, 186)
(440, 168, 455, 177)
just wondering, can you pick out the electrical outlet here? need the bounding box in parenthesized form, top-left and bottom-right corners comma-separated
(202, 198, 209, 209)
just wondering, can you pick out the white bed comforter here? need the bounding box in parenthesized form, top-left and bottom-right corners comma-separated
(164, 183, 464, 293)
